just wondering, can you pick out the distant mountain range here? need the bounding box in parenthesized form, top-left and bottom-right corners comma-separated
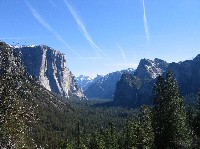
(77, 68, 135, 99)
(76, 74, 103, 91)
(113, 56, 200, 107)
(5, 41, 200, 108)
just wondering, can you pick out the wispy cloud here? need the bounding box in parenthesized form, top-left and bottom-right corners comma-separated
(142, 0, 150, 44)
(63, 0, 109, 59)
(25, 0, 81, 57)
(50, 0, 56, 6)
(116, 43, 128, 63)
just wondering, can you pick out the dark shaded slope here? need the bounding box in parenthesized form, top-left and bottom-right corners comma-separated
(0, 42, 75, 148)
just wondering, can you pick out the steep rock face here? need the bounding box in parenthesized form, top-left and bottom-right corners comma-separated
(167, 55, 200, 95)
(84, 68, 135, 99)
(113, 59, 168, 107)
(134, 58, 168, 79)
(113, 55, 200, 107)
(113, 74, 155, 107)
(14, 45, 84, 99)
(113, 74, 141, 106)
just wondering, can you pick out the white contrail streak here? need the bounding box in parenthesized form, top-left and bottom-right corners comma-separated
(116, 43, 128, 63)
(142, 0, 150, 44)
(25, 0, 82, 57)
(63, 0, 109, 59)
(50, 0, 56, 6)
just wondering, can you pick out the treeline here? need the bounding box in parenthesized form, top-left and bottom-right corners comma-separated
(1, 69, 200, 148)
(60, 71, 200, 149)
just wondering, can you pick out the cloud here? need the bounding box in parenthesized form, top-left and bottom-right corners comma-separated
(63, 0, 109, 59)
(116, 43, 128, 63)
(25, 0, 81, 57)
(142, 0, 150, 44)
(50, 0, 56, 6)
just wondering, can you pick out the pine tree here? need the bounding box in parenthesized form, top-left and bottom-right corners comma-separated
(103, 122, 118, 149)
(88, 131, 105, 149)
(152, 71, 192, 148)
(120, 106, 154, 149)
(193, 92, 200, 137)
(74, 122, 87, 149)
(119, 120, 134, 149)
(192, 92, 200, 147)
(139, 105, 154, 148)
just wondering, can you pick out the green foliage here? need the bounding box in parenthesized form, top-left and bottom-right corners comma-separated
(88, 131, 105, 149)
(119, 106, 154, 149)
(152, 71, 192, 149)
(0, 74, 36, 148)
(0, 44, 198, 149)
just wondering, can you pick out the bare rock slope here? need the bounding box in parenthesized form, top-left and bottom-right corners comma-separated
(14, 45, 84, 99)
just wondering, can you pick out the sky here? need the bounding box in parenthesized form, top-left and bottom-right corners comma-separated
(1, 0, 200, 78)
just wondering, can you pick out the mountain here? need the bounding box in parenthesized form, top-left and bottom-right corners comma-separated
(134, 58, 168, 79)
(76, 74, 103, 91)
(84, 68, 135, 99)
(113, 56, 200, 107)
(113, 58, 168, 107)
(166, 54, 200, 96)
(0, 42, 75, 147)
(14, 45, 84, 99)
(76, 75, 93, 91)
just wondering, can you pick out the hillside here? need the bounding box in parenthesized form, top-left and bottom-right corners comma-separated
(0, 42, 75, 148)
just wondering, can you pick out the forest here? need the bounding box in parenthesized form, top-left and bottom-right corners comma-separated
(1, 67, 200, 148)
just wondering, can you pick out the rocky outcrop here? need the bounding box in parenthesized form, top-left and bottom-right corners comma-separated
(113, 55, 200, 107)
(113, 74, 142, 106)
(83, 68, 135, 99)
(166, 54, 200, 96)
(113, 58, 168, 107)
(134, 58, 168, 79)
(14, 45, 84, 99)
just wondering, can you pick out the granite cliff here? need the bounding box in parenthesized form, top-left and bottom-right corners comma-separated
(166, 54, 200, 96)
(113, 58, 168, 107)
(113, 56, 200, 107)
(14, 45, 84, 99)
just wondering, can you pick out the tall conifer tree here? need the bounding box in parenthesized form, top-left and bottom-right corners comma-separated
(152, 71, 192, 148)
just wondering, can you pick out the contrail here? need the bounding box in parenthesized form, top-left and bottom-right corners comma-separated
(63, 0, 109, 59)
(142, 0, 150, 44)
(25, 0, 82, 58)
(50, 0, 56, 6)
(116, 43, 128, 63)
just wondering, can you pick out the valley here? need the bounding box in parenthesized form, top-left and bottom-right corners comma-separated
(1, 41, 200, 148)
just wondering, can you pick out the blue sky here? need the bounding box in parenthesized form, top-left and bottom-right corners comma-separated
(1, 0, 200, 78)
